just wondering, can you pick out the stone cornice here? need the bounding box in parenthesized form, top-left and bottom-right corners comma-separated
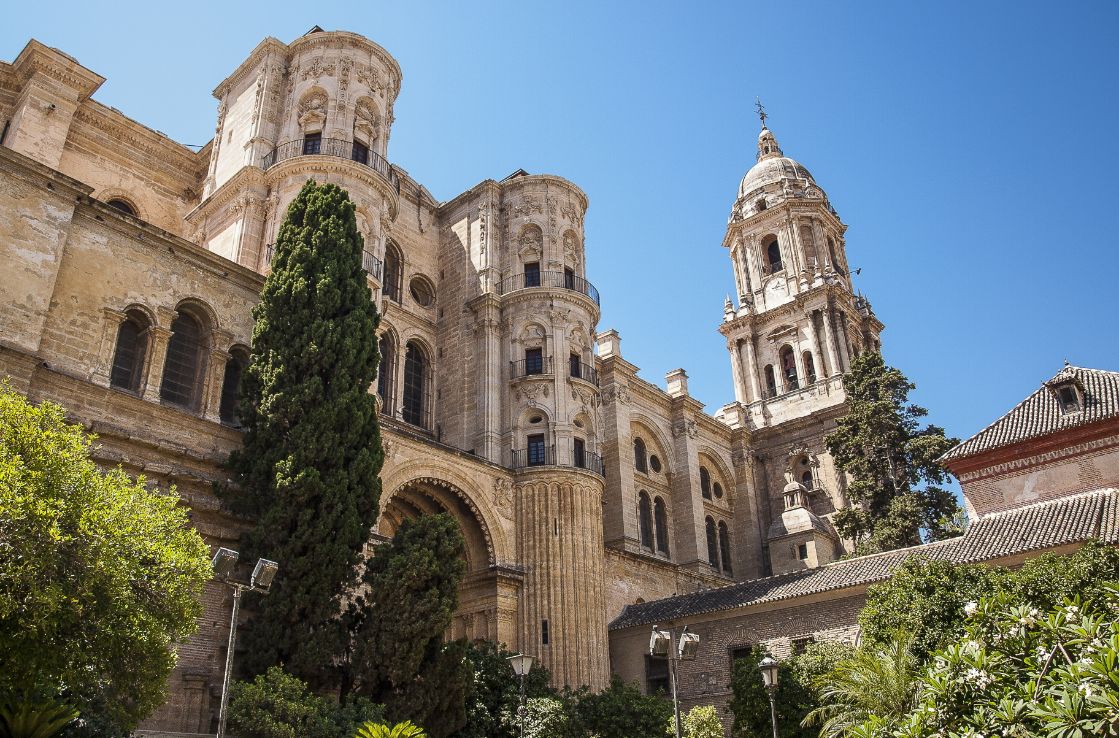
(184, 166, 269, 225)
(719, 284, 847, 335)
(498, 286, 600, 319)
(211, 37, 289, 99)
(265, 156, 400, 218)
(0, 143, 93, 196)
(12, 39, 104, 100)
(722, 198, 846, 248)
(498, 172, 590, 212)
(72, 100, 205, 173)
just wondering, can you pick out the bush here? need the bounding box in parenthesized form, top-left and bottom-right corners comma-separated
(669, 704, 724, 738)
(227, 667, 383, 738)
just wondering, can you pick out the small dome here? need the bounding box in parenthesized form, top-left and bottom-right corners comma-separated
(738, 155, 815, 200)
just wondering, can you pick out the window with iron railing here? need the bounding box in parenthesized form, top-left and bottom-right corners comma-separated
(302, 132, 322, 155)
(527, 434, 547, 466)
(525, 348, 544, 376)
(351, 139, 369, 165)
(524, 262, 541, 288)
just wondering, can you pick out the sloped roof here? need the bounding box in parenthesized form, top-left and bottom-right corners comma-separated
(609, 489, 1119, 630)
(942, 365, 1119, 463)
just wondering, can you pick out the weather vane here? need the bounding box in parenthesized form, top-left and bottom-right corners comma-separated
(755, 98, 768, 128)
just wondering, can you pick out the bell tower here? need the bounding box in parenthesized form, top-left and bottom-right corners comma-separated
(718, 110, 883, 429)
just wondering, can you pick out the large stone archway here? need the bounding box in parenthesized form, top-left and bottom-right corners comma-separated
(377, 475, 521, 648)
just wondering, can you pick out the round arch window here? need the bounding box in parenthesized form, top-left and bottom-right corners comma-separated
(107, 198, 137, 217)
(409, 276, 435, 307)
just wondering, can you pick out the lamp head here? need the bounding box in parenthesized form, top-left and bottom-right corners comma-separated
(211, 547, 239, 579)
(677, 631, 701, 661)
(251, 558, 279, 591)
(649, 627, 671, 658)
(759, 655, 780, 687)
(507, 653, 534, 677)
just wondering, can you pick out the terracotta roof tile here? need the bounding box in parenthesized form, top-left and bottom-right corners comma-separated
(609, 489, 1118, 630)
(942, 365, 1119, 463)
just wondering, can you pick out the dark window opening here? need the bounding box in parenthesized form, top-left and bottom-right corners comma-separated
(1057, 385, 1081, 414)
(569, 353, 581, 379)
(541, 619, 550, 645)
(781, 346, 799, 391)
(109, 311, 150, 392)
(801, 470, 813, 489)
(718, 521, 733, 575)
(764, 365, 778, 398)
(524, 261, 541, 288)
(527, 433, 547, 466)
(713, 481, 724, 499)
(700, 466, 712, 500)
(766, 238, 783, 273)
(654, 497, 670, 556)
(791, 636, 815, 656)
(377, 334, 396, 415)
(402, 341, 428, 427)
(107, 199, 136, 217)
(638, 491, 653, 549)
(634, 437, 648, 473)
(525, 347, 544, 375)
(564, 267, 575, 290)
(649, 454, 662, 473)
(797, 542, 809, 560)
(302, 132, 322, 155)
(645, 655, 670, 696)
(160, 312, 205, 409)
(351, 139, 369, 164)
(219, 352, 247, 426)
(804, 352, 817, 384)
(706, 517, 719, 568)
(383, 244, 403, 303)
(729, 645, 753, 665)
(573, 437, 586, 469)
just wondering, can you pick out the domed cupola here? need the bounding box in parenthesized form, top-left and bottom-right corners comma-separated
(730, 106, 828, 222)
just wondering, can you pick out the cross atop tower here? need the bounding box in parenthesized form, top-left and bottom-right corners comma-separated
(755, 98, 768, 129)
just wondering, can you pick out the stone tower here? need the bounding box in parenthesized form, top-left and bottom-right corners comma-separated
(718, 117, 884, 574)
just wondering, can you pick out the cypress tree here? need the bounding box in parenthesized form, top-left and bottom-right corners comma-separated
(223, 179, 383, 689)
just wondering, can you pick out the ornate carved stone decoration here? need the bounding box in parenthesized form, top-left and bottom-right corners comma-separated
(298, 90, 328, 129)
(560, 201, 584, 228)
(563, 231, 578, 262)
(601, 383, 631, 405)
(354, 98, 380, 144)
(518, 224, 543, 260)
(301, 57, 336, 81)
(356, 64, 381, 93)
(512, 197, 542, 218)
(672, 419, 698, 439)
(493, 478, 513, 516)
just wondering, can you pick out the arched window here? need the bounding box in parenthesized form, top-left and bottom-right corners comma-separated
(377, 333, 396, 415)
(109, 309, 151, 392)
(160, 311, 207, 409)
(402, 341, 429, 428)
(219, 348, 249, 427)
(766, 237, 782, 273)
(780, 345, 799, 391)
(801, 470, 814, 490)
(700, 466, 712, 500)
(764, 365, 778, 398)
(107, 199, 136, 217)
(638, 491, 653, 550)
(634, 437, 648, 473)
(383, 242, 403, 303)
(705, 517, 719, 568)
(800, 225, 818, 271)
(828, 238, 846, 276)
(803, 351, 817, 384)
(654, 497, 670, 556)
(718, 521, 732, 575)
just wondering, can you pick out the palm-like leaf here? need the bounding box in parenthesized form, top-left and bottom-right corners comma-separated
(803, 632, 919, 738)
(0, 700, 79, 738)
(353, 720, 427, 738)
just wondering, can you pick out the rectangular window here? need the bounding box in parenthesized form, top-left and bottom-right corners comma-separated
(302, 132, 322, 155)
(525, 347, 544, 375)
(527, 433, 546, 466)
(564, 267, 576, 290)
(569, 353, 581, 379)
(645, 655, 670, 695)
(351, 139, 369, 164)
(541, 619, 550, 645)
(573, 438, 586, 469)
(797, 542, 809, 560)
(524, 262, 541, 288)
(791, 636, 815, 656)
(729, 645, 753, 663)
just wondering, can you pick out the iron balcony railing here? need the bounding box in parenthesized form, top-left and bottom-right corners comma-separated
(496, 271, 600, 306)
(568, 360, 599, 387)
(261, 138, 400, 192)
(511, 356, 553, 379)
(510, 445, 605, 476)
(362, 251, 383, 280)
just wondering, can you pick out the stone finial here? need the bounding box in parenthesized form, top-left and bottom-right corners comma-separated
(723, 295, 734, 320)
(665, 368, 689, 398)
(596, 329, 621, 358)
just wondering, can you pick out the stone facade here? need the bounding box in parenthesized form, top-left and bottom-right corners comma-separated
(1, 28, 889, 733)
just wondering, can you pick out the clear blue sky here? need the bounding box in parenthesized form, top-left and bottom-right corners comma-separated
(5, 1, 1118, 452)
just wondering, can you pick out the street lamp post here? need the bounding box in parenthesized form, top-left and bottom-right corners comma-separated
(212, 548, 280, 738)
(507, 653, 535, 738)
(759, 655, 780, 738)
(650, 625, 701, 738)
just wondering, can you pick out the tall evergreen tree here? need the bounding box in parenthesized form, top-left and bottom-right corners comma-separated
(223, 180, 383, 689)
(350, 514, 470, 737)
(825, 352, 960, 554)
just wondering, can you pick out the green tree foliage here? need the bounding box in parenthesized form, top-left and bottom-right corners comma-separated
(566, 677, 673, 738)
(453, 641, 554, 738)
(222, 180, 383, 688)
(855, 585, 1119, 738)
(350, 514, 470, 737)
(0, 383, 210, 736)
(668, 704, 724, 738)
(0, 699, 78, 738)
(354, 721, 427, 738)
(227, 667, 384, 738)
(859, 542, 1119, 662)
(500, 697, 572, 738)
(729, 642, 850, 738)
(802, 633, 919, 738)
(825, 352, 960, 554)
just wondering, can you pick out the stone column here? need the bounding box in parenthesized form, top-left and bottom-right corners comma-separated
(834, 309, 853, 372)
(803, 312, 824, 383)
(142, 307, 178, 403)
(203, 340, 233, 423)
(469, 294, 503, 463)
(727, 339, 746, 404)
(740, 335, 762, 401)
(821, 306, 842, 378)
(92, 308, 128, 387)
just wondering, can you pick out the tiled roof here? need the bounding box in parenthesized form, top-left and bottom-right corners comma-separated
(609, 489, 1118, 630)
(942, 365, 1119, 463)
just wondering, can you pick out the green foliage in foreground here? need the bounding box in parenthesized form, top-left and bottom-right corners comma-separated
(453, 641, 554, 738)
(729, 641, 852, 738)
(0, 699, 79, 738)
(227, 667, 384, 738)
(0, 382, 210, 736)
(854, 584, 1119, 738)
(354, 720, 427, 737)
(825, 351, 961, 554)
(668, 704, 725, 738)
(859, 541, 1119, 661)
(223, 179, 384, 690)
(565, 677, 673, 738)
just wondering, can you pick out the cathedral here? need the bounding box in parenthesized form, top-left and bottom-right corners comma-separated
(7, 27, 1112, 734)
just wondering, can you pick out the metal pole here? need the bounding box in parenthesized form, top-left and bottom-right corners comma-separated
(669, 632, 682, 738)
(767, 685, 779, 738)
(216, 584, 243, 738)
(518, 671, 526, 738)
